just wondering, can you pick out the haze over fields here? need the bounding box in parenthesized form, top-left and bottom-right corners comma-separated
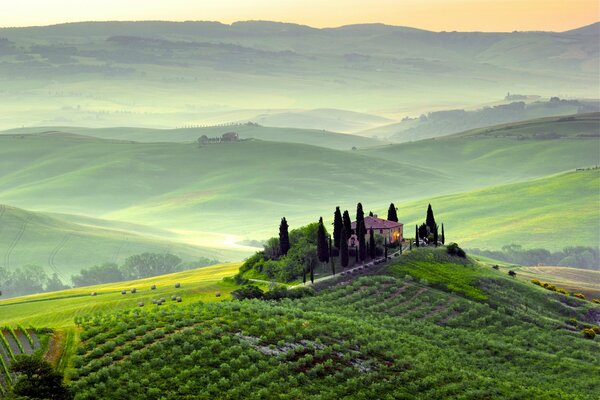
(0, 20, 598, 282)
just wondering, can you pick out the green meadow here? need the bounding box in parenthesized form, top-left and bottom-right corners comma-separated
(0, 263, 244, 328)
(392, 170, 599, 250)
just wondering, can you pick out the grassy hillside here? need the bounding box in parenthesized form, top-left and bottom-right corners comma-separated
(0, 133, 445, 241)
(391, 170, 599, 250)
(361, 99, 599, 142)
(57, 248, 600, 399)
(513, 266, 600, 299)
(0, 205, 248, 279)
(362, 113, 600, 190)
(0, 21, 597, 130)
(0, 262, 244, 329)
(0, 124, 383, 150)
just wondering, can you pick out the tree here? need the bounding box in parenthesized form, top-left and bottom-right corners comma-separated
(356, 203, 365, 228)
(418, 223, 429, 243)
(415, 225, 420, 247)
(333, 207, 343, 249)
(279, 217, 290, 256)
(441, 224, 445, 244)
(45, 273, 69, 292)
(9, 354, 71, 400)
(342, 210, 352, 236)
(358, 223, 366, 262)
(369, 211, 374, 217)
(433, 224, 439, 247)
(426, 203, 436, 233)
(329, 237, 336, 276)
(340, 226, 349, 268)
(387, 203, 398, 222)
(369, 229, 376, 259)
(317, 217, 329, 263)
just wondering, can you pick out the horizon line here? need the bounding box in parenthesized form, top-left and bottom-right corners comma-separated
(1, 19, 598, 34)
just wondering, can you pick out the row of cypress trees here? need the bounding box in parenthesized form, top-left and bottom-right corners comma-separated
(279, 202, 402, 283)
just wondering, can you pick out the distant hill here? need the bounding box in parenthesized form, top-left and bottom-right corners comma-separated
(361, 99, 600, 142)
(0, 204, 248, 280)
(391, 169, 600, 250)
(564, 22, 600, 35)
(361, 113, 600, 189)
(0, 124, 382, 150)
(0, 21, 597, 129)
(246, 108, 393, 133)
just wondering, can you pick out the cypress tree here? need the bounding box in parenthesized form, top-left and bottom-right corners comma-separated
(342, 210, 352, 235)
(317, 217, 329, 263)
(333, 207, 343, 249)
(369, 228, 376, 259)
(426, 203, 436, 233)
(387, 203, 398, 222)
(303, 266, 307, 285)
(433, 224, 439, 247)
(369, 211, 374, 217)
(329, 237, 335, 275)
(356, 202, 364, 227)
(279, 217, 290, 256)
(358, 223, 366, 261)
(415, 225, 420, 247)
(340, 226, 349, 268)
(384, 236, 388, 259)
(441, 224, 445, 244)
(310, 256, 315, 284)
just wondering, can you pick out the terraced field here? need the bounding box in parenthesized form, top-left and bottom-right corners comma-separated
(0, 327, 48, 395)
(66, 270, 599, 399)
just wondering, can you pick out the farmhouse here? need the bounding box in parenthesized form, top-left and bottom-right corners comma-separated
(351, 215, 403, 246)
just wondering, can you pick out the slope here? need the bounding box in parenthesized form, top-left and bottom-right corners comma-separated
(391, 169, 599, 250)
(0, 124, 383, 150)
(48, 248, 600, 398)
(0, 262, 244, 329)
(0, 133, 445, 240)
(0, 204, 249, 281)
(361, 113, 600, 190)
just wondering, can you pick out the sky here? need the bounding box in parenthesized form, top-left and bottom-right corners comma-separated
(0, 0, 598, 32)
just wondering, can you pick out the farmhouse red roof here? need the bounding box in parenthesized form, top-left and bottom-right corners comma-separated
(351, 216, 403, 230)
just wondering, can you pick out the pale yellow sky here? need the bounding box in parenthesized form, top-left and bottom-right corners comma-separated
(0, 0, 598, 31)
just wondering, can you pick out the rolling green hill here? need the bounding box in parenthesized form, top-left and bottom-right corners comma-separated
(4, 248, 597, 398)
(0, 133, 445, 241)
(0, 124, 383, 150)
(361, 113, 600, 190)
(391, 169, 600, 250)
(0, 262, 245, 329)
(0, 205, 249, 280)
(0, 21, 597, 130)
(360, 99, 599, 142)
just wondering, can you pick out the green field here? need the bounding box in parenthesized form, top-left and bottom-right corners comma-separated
(391, 169, 599, 250)
(0, 263, 244, 328)
(0, 205, 249, 278)
(50, 249, 600, 399)
(0, 125, 383, 150)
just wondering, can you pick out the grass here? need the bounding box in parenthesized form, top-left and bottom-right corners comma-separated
(513, 266, 600, 299)
(0, 204, 248, 279)
(1, 125, 383, 150)
(0, 262, 251, 329)
(391, 170, 600, 250)
(386, 247, 492, 300)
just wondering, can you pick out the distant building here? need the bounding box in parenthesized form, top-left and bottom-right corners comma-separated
(221, 132, 240, 142)
(350, 215, 403, 247)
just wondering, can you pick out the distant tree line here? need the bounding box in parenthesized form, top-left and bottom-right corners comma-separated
(71, 253, 220, 287)
(0, 253, 220, 298)
(469, 245, 599, 270)
(0, 265, 68, 299)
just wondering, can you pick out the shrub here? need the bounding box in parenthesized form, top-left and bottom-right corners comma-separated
(508, 270, 516, 277)
(556, 288, 569, 295)
(582, 328, 596, 339)
(231, 285, 265, 300)
(446, 243, 466, 258)
(574, 293, 586, 300)
(593, 299, 600, 304)
(592, 326, 600, 334)
(531, 279, 541, 286)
